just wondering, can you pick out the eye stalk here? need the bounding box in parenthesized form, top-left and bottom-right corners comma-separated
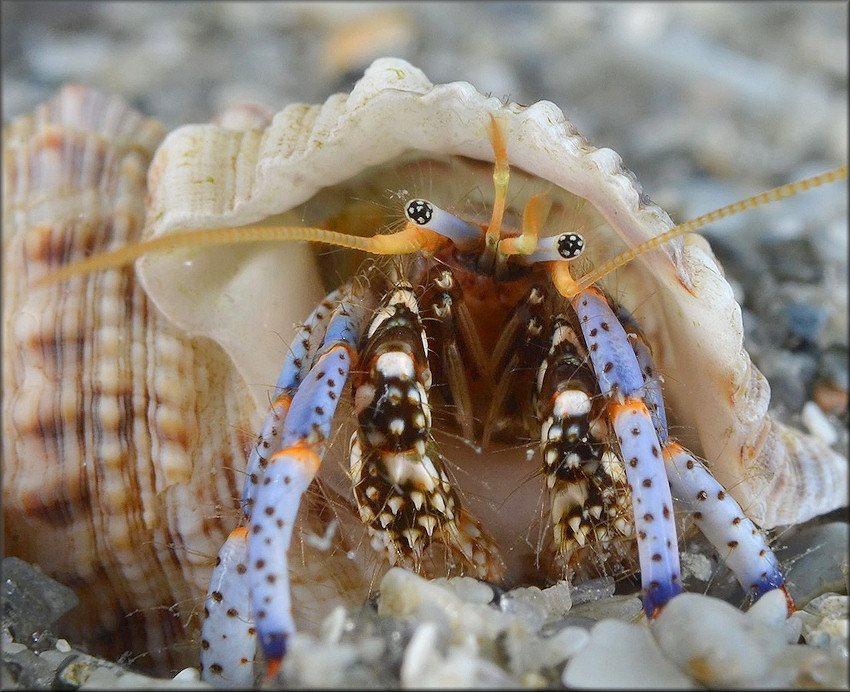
(404, 198, 483, 250)
(515, 232, 585, 265)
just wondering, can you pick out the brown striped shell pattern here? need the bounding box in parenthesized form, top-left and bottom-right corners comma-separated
(3, 57, 846, 674)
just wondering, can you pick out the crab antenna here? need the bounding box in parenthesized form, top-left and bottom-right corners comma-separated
(483, 113, 510, 268)
(33, 222, 440, 288)
(565, 165, 848, 299)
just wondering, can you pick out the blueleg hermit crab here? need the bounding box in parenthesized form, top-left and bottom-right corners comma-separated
(3, 58, 846, 683)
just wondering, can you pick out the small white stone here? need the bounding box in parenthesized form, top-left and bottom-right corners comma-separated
(3, 640, 26, 655)
(541, 579, 572, 616)
(500, 586, 548, 631)
(563, 619, 695, 688)
(568, 593, 642, 622)
(747, 587, 789, 626)
(569, 576, 615, 605)
(801, 400, 839, 445)
(400, 622, 439, 684)
(319, 605, 348, 644)
(55, 638, 72, 652)
(171, 667, 200, 681)
(547, 626, 590, 660)
(378, 568, 504, 644)
(679, 550, 713, 582)
(793, 593, 849, 659)
(439, 576, 495, 604)
(747, 589, 802, 644)
(652, 593, 791, 687)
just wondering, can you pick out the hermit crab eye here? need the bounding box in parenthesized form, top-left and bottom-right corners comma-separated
(557, 233, 584, 259)
(525, 232, 586, 264)
(404, 198, 482, 248)
(405, 199, 433, 225)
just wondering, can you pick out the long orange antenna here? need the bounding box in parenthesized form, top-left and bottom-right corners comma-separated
(33, 222, 442, 288)
(562, 165, 847, 299)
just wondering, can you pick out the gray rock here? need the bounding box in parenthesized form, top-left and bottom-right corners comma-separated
(2, 557, 78, 649)
(776, 521, 849, 607)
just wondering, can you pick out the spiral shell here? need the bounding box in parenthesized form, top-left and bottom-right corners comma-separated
(3, 58, 846, 673)
(2, 85, 260, 670)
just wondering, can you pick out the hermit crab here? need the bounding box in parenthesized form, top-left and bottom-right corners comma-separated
(3, 58, 846, 683)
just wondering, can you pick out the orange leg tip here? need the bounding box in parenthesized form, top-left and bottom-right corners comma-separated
(782, 586, 796, 617)
(265, 657, 282, 681)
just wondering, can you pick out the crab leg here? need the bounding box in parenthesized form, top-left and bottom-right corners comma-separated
(200, 528, 255, 687)
(201, 291, 368, 684)
(241, 287, 346, 518)
(621, 307, 792, 613)
(570, 286, 682, 617)
(350, 280, 504, 581)
(247, 296, 366, 672)
(537, 318, 634, 569)
(663, 444, 792, 612)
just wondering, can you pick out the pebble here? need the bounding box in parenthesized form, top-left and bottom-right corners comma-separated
(2, 557, 78, 649)
(563, 619, 695, 688)
(785, 301, 830, 344)
(651, 591, 850, 688)
(801, 400, 839, 445)
(776, 521, 849, 607)
(793, 593, 849, 659)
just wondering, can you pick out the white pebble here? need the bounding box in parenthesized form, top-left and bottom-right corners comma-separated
(679, 551, 713, 582)
(652, 593, 791, 687)
(793, 593, 849, 659)
(747, 587, 789, 626)
(171, 667, 200, 681)
(401, 622, 439, 685)
(319, 605, 348, 644)
(379, 568, 504, 644)
(541, 579, 573, 616)
(801, 400, 839, 445)
(439, 575, 496, 604)
(546, 626, 590, 662)
(563, 619, 695, 688)
(55, 638, 71, 653)
(747, 589, 802, 644)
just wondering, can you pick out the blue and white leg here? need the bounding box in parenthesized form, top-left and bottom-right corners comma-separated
(200, 527, 255, 687)
(201, 289, 369, 684)
(571, 286, 682, 618)
(663, 443, 793, 613)
(242, 287, 347, 519)
(618, 303, 792, 613)
(246, 294, 367, 675)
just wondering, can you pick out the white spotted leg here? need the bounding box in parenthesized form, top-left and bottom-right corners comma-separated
(570, 285, 683, 618)
(663, 444, 793, 613)
(201, 291, 368, 684)
(241, 288, 346, 518)
(621, 302, 793, 614)
(200, 527, 255, 687)
(247, 296, 366, 678)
